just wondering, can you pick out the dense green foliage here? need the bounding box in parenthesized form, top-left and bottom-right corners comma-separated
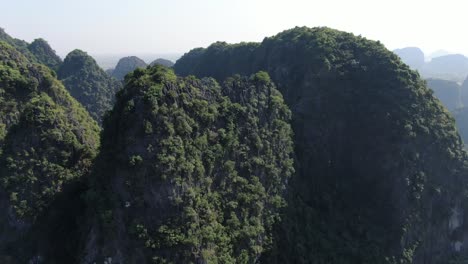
(1, 25, 468, 264)
(83, 66, 294, 263)
(111, 56, 147, 80)
(27, 38, 62, 72)
(0, 41, 100, 262)
(58, 49, 122, 123)
(0, 28, 38, 63)
(175, 26, 468, 263)
(150, 58, 175, 67)
(426, 78, 462, 110)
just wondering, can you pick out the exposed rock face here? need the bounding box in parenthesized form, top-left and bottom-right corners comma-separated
(149, 58, 174, 67)
(27, 38, 62, 72)
(426, 78, 462, 111)
(80, 66, 294, 263)
(175, 26, 468, 263)
(394, 47, 425, 70)
(58, 49, 122, 123)
(111, 56, 147, 80)
(0, 41, 100, 263)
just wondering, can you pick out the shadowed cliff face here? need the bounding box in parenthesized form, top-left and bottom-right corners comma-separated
(81, 66, 294, 263)
(175, 26, 468, 263)
(0, 41, 100, 263)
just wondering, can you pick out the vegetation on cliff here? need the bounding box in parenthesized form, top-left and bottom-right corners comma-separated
(58, 49, 122, 123)
(83, 66, 294, 263)
(175, 26, 468, 263)
(27, 38, 62, 72)
(0, 41, 100, 262)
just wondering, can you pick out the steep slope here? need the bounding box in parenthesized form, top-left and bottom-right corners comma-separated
(454, 107, 468, 147)
(426, 78, 462, 110)
(27, 38, 62, 72)
(149, 58, 174, 67)
(461, 76, 468, 107)
(0, 29, 62, 73)
(0, 28, 37, 63)
(0, 41, 100, 263)
(58, 50, 122, 123)
(394, 47, 425, 70)
(81, 66, 294, 263)
(175, 27, 468, 263)
(105, 68, 114, 76)
(111, 56, 147, 80)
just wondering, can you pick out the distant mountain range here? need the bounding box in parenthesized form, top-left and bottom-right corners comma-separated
(91, 53, 181, 70)
(394, 47, 468, 83)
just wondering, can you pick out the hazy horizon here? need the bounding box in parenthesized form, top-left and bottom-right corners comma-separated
(2, 0, 467, 58)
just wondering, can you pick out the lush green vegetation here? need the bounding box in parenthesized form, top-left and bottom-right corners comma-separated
(175, 26, 468, 263)
(83, 66, 294, 263)
(0, 41, 100, 262)
(0, 28, 38, 63)
(27, 38, 62, 72)
(111, 56, 147, 80)
(1, 26, 468, 264)
(58, 49, 122, 123)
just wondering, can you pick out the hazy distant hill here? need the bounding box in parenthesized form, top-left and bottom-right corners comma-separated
(394, 47, 468, 83)
(428, 49, 451, 60)
(421, 54, 468, 82)
(393, 47, 425, 69)
(92, 53, 181, 70)
(150, 58, 174, 67)
(426, 78, 462, 110)
(111, 56, 147, 80)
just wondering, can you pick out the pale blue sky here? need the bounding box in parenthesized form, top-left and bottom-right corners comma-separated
(1, 0, 467, 57)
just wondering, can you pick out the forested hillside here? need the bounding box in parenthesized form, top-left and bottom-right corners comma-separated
(0, 41, 100, 263)
(80, 66, 294, 263)
(27, 38, 62, 72)
(58, 50, 122, 123)
(1, 25, 468, 264)
(175, 27, 468, 263)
